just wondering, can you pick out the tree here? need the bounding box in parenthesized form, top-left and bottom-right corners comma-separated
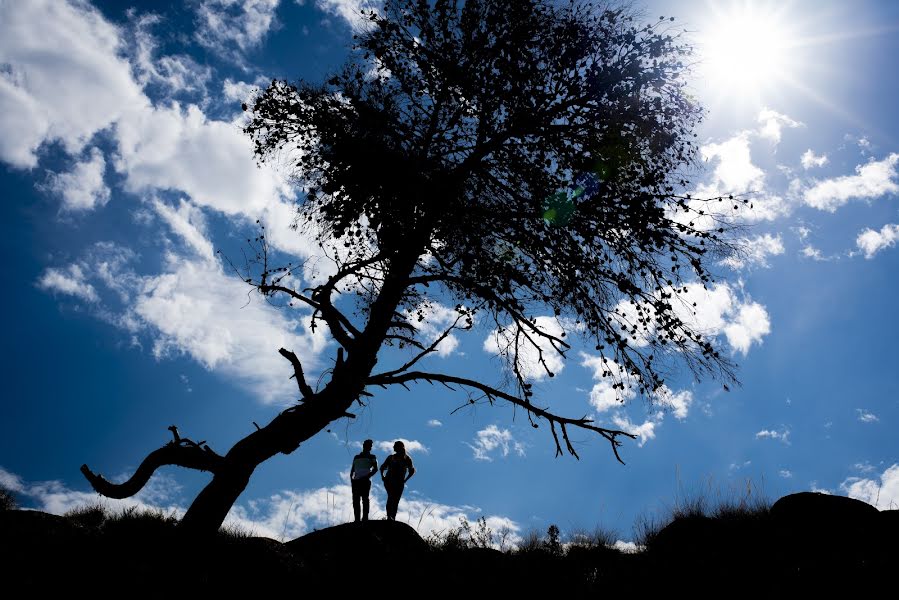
(81, 0, 740, 535)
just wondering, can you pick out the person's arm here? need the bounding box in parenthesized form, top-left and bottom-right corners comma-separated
(380, 456, 389, 480)
(404, 457, 415, 483)
(368, 456, 378, 479)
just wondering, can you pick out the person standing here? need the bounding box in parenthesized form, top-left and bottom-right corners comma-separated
(350, 439, 378, 522)
(380, 440, 415, 521)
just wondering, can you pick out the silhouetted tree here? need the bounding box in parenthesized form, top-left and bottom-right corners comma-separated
(82, 0, 741, 535)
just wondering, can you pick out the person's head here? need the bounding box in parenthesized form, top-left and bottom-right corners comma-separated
(393, 440, 405, 455)
(363, 439, 373, 451)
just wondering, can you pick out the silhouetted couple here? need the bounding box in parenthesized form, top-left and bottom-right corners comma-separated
(350, 439, 415, 522)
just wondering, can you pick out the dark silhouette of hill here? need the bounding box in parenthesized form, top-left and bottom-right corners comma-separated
(1, 492, 896, 594)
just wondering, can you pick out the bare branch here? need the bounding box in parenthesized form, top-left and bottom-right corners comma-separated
(367, 370, 636, 463)
(81, 428, 224, 499)
(278, 347, 315, 399)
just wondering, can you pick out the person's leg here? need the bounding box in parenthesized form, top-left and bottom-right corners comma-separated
(351, 480, 362, 522)
(385, 482, 397, 520)
(361, 479, 371, 521)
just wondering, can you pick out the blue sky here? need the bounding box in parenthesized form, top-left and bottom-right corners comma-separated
(1, 0, 898, 543)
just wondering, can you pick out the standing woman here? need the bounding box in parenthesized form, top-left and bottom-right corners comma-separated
(379, 440, 415, 521)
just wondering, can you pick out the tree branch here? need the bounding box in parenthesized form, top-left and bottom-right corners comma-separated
(279, 348, 315, 399)
(80, 427, 224, 499)
(367, 371, 636, 463)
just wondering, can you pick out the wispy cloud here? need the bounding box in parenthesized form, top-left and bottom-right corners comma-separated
(426, 419, 443, 428)
(719, 233, 784, 270)
(755, 428, 790, 444)
(856, 409, 879, 423)
(194, 0, 282, 58)
(315, 0, 381, 32)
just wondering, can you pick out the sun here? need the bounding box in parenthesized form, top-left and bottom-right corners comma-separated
(696, 3, 797, 99)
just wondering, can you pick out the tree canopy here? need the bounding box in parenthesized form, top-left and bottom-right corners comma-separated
(246, 0, 738, 456)
(83, 0, 744, 534)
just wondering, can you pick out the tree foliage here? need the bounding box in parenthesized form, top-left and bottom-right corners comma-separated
(246, 0, 737, 453)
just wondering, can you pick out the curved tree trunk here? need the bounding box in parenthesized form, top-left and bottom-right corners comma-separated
(176, 244, 424, 535)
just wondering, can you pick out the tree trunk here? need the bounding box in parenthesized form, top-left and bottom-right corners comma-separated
(178, 244, 424, 535)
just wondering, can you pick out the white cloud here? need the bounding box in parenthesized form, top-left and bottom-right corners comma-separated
(779, 470, 793, 478)
(43, 147, 110, 212)
(405, 302, 466, 358)
(468, 425, 525, 461)
(854, 462, 877, 474)
(579, 356, 636, 413)
(195, 0, 281, 56)
(719, 233, 784, 270)
(800, 149, 828, 170)
(840, 463, 899, 510)
(483, 316, 566, 380)
(131, 13, 212, 96)
(803, 154, 899, 211)
(856, 223, 899, 259)
(611, 413, 658, 447)
(610, 282, 770, 357)
(0, 0, 145, 167)
(757, 108, 802, 144)
(374, 439, 428, 455)
(426, 419, 443, 428)
(0, 466, 26, 493)
(755, 428, 790, 444)
(36, 264, 99, 302)
(701, 132, 764, 192)
(151, 197, 215, 260)
(655, 387, 693, 421)
(855, 409, 879, 423)
(223, 78, 263, 104)
(316, 0, 381, 32)
(114, 102, 292, 217)
(801, 245, 827, 261)
(38, 238, 329, 403)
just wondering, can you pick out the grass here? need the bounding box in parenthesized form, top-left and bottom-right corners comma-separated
(633, 476, 772, 548)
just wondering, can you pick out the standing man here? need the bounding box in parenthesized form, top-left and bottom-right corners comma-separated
(380, 440, 415, 521)
(350, 439, 378, 522)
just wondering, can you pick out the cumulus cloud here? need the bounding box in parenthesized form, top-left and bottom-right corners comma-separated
(42, 147, 111, 212)
(719, 233, 784, 270)
(856, 223, 899, 259)
(609, 282, 770, 357)
(779, 470, 793, 478)
(855, 409, 879, 423)
(194, 0, 281, 56)
(483, 316, 566, 380)
(701, 132, 764, 192)
(757, 108, 802, 144)
(0, 0, 145, 167)
(840, 463, 899, 510)
(610, 413, 658, 447)
(800, 149, 828, 170)
(316, 0, 381, 32)
(468, 425, 525, 461)
(426, 419, 443, 427)
(755, 428, 790, 444)
(803, 154, 899, 211)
